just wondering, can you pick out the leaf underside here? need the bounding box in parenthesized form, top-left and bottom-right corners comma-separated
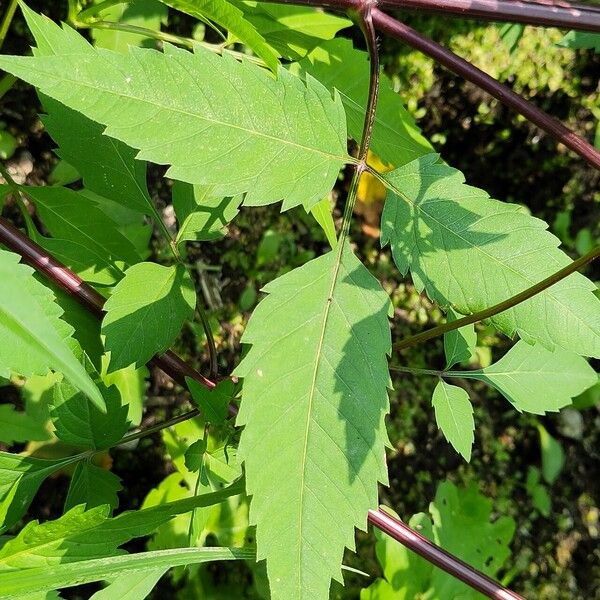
(382, 154, 600, 358)
(1, 6, 348, 211)
(235, 242, 391, 600)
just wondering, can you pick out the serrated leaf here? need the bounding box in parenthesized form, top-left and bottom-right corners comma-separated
(161, 0, 279, 72)
(102, 363, 148, 426)
(558, 31, 600, 53)
(443, 308, 477, 369)
(102, 262, 196, 372)
(51, 377, 129, 449)
(41, 96, 153, 216)
(91, 0, 168, 53)
(455, 341, 597, 414)
(235, 242, 391, 600)
(0, 478, 244, 570)
(1, 6, 348, 210)
(234, 3, 351, 60)
(188, 377, 233, 424)
(173, 182, 240, 245)
(309, 197, 337, 248)
(0, 546, 252, 598)
(298, 39, 432, 168)
(0, 452, 79, 533)
(381, 155, 600, 357)
(0, 249, 103, 407)
(23, 186, 140, 267)
(431, 380, 474, 461)
(64, 462, 122, 513)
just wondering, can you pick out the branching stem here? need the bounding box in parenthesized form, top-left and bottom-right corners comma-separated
(394, 245, 600, 351)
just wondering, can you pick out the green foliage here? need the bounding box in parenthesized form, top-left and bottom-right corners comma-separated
(0, 5, 348, 210)
(361, 481, 515, 599)
(102, 262, 196, 371)
(558, 31, 600, 53)
(160, 0, 280, 72)
(456, 341, 597, 414)
(431, 380, 474, 461)
(382, 155, 600, 358)
(0, 249, 103, 407)
(0, 5, 598, 600)
(235, 243, 391, 599)
(299, 38, 432, 167)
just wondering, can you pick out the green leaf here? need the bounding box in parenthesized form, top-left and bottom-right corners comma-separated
(91, 0, 168, 53)
(234, 3, 351, 60)
(0, 249, 103, 407)
(0, 404, 50, 445)
(0, 478, 244, 569)
(309, 197, 337, 249)
(381, 155, 600, 358)
(41, 96, 153, 216)
(51, 377, 130, 449)
(22, 186, 140, 267)
(364, 481, 515, 600)
(431, 380, 474, 462)
(0, 546, 253, 598)
(536, 424, 565, 485)
(64, 462, 122, 513)
(558, 31, 600, 53)
(443, 308, 476, 369)
(525, 467, 551, 517)
(188, 377, 233, 424)
(102, 364, 148, 426)
(455, 341, 597, 414)
(90, 568, 165, 600)
(102, 262, 196, 372)
(0, 452, 78, 533)
(235, 242, 391, 600)
(1, 6, 348, 210)
(160, 0, 279, 72)
(298, 39, 432, 168)
(173, 182, 240, 245)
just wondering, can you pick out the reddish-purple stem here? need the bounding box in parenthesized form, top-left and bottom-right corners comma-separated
(371, 8, 600, 171)
(0, 216, 216, 391)
(378, 0, 600, 32)
(368, 509, 525, 600)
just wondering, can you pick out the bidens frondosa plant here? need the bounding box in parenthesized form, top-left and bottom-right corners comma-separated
(0, 1, 598, 599)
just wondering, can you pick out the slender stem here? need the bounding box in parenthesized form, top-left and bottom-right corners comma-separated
(77, 0, 127, 23)
(370, 10, 600, 172)
(198, 302, 219, 379)
(75, 20, 267, 66)
(0, 73, 16, 100)
(394, 245, 600, 351)
(367, 509, 525, 600)
(0, 216, 217, 390)
(389, 365, 443, 376)
(114, 408, 201, 447)
(0, 0, 18, 51)
(377, 0, 600, 33)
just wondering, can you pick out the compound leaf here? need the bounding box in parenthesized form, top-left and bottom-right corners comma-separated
(456, 341, 597, 414)
(381, 155, 600, 358)
(1, 6, 348, 210)
(431, 380, 474, 462)
(0, 249, 103, 407)
(102, 262, 196, 372)
(235, 242, 391, 600)
(299, 39, 432, 168)
(160, 0, 280, 72)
